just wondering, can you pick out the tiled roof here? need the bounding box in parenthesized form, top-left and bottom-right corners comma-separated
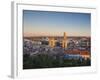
(64, 50, 90, 55)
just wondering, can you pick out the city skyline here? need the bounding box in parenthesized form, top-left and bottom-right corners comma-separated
(23, 10, 91, 37)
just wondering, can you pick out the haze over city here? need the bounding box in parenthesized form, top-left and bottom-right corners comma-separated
(23, 10, 91, 37)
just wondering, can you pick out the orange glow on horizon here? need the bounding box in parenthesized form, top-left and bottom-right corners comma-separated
(24, 32, 90, 37)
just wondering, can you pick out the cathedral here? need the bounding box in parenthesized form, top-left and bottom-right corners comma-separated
(49, 32, 67, 48)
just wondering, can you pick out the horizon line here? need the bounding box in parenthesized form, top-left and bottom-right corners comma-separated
(23, 35, 91, 37)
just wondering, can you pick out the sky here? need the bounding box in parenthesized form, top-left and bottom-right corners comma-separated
(23, 10, 91, 37)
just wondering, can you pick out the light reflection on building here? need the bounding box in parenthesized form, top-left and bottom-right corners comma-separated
(62, 32, 67, 48)
(49, 37, 56, 48)
(49, 32, 67, 48)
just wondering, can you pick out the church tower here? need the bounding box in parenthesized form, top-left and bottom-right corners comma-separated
(62, 32, 67, 48)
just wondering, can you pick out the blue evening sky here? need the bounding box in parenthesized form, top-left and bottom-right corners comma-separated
(23, 10, 91, 37)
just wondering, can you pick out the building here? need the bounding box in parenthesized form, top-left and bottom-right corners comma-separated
(62, 32, 67, 48)
(49, 37, 56, 48)
(64, 50, 90, 60)
(48, 32, 67, 48)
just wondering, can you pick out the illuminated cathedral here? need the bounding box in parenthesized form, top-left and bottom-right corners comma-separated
(49, 32, 67, 48)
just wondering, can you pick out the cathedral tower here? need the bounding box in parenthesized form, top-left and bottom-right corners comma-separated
(62, 32, 67, 48)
